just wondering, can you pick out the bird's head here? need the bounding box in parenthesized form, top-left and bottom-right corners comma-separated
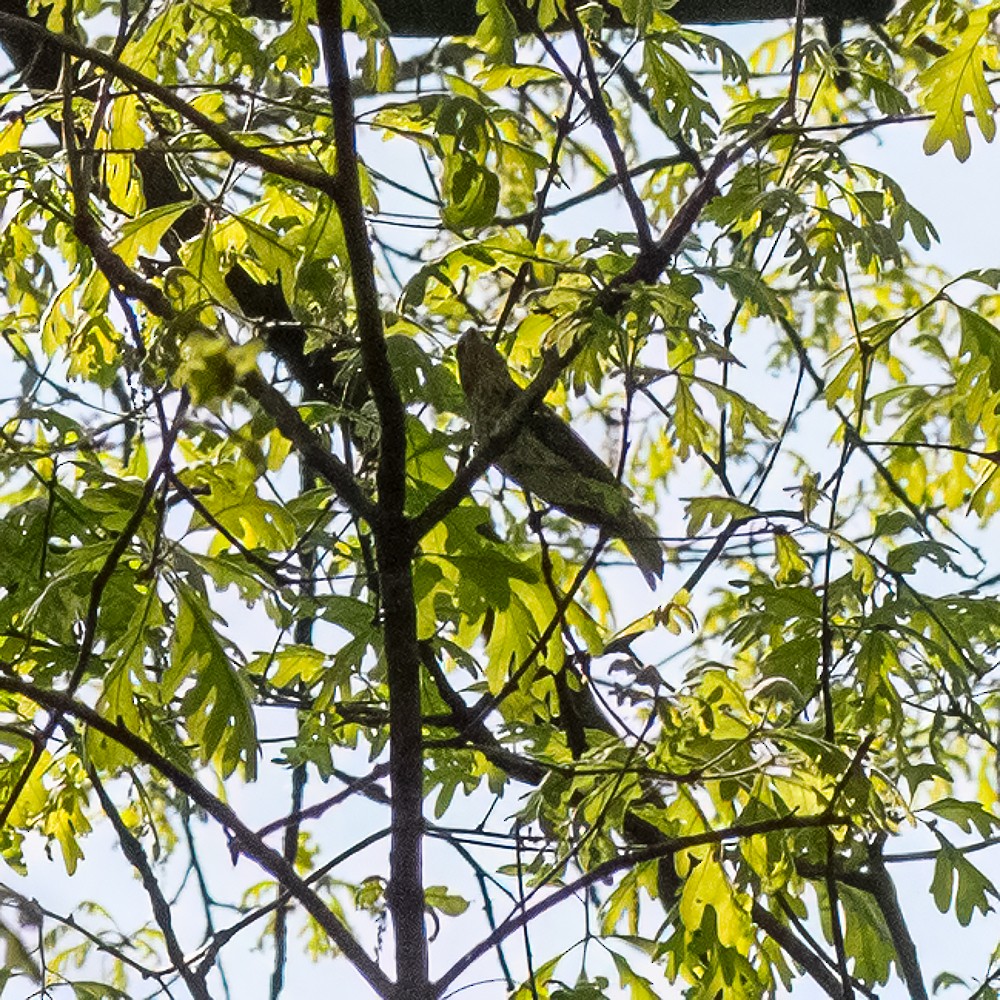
(456, 329, 517, 407)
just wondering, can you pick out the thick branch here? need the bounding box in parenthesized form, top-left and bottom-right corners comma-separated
(750, 902, 847, 999)
(240, 371, 376, 523)
(315, 0, 406, 512)
(860, 849, 929, 1000)
(243, 0, 894, 34)
(315, 3, 427, 996)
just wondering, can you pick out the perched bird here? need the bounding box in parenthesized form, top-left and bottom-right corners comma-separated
(456, 330, 664, 589)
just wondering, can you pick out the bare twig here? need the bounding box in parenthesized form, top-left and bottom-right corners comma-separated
(90, 769, 213, 1000)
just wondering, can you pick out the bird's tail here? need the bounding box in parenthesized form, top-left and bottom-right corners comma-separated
(617, 514, 664, 590)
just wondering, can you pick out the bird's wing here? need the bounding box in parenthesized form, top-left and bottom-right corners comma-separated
(526, 406, 620, 486)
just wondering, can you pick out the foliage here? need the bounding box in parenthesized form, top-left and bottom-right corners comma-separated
(0, 0, 998, 997)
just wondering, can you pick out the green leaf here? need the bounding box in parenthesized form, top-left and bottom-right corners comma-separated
(932, 843, 1000, 925)
(69, 983, 131, 1000)
(773, 529, 808, 584)
(442, 152, 500, 230)
(610, 950, 660, 1000)
(932, 971, 966, 990)
(473, 0, 517, 63)
(168, 585, 258, 778)
(919, 6, 998, 160)
(671, 380, 709, 460)
(424, 885, 470, 916)
(684, 496, 757, 536)
(926, 798, 1000, 838)
(114, 204, 193, 266)
(255, 645, 327, 686)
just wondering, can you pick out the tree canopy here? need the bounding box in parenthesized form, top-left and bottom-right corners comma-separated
(0, 0, 999, 997)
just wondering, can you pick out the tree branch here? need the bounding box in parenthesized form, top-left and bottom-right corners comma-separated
(315, 3, 428, 995)
(239, 371, 376, 524)
(750, 901, 847, 999)
(90, 768, 213, 1000)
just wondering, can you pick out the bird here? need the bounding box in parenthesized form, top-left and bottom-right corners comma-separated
(456, 329, 664, 589)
